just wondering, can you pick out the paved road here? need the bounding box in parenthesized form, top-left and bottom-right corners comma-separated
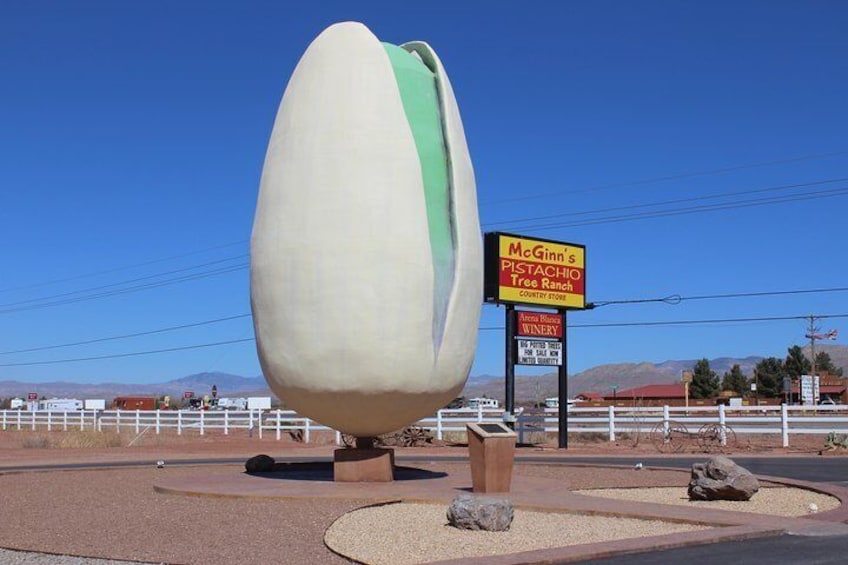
(576, 532, 848, 564)
(522, 456, 848, 486)
(4, 455, 848, 486)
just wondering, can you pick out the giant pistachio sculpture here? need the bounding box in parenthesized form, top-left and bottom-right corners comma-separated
(251, 22, 482, 437)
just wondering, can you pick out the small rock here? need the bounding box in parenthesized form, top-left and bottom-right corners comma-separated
(245, 454, 276, 473)
(688, 456, 759, 501)
(809, 503, 819, 514)
(447, 495, 513, 532)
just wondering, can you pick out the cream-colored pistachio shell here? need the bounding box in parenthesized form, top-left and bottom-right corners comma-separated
(250, 22, 482, 437)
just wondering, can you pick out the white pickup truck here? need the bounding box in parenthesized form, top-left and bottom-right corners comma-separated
(215, 397, 248, 410)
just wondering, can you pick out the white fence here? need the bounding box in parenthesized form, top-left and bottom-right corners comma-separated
(2, 405, 847, 447)
(516, 404, 848, 447)
(0, 406, 504, 445)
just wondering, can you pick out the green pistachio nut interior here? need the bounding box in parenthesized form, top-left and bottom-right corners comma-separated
(382, 42, 455, 351)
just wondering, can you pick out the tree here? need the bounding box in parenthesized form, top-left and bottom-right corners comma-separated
(784, 346, 811, 378)
(754, 357, 785, 397)
(690, 358, 719, 399)
(815, 351, 844, 377)
(721, 364, 748, 396)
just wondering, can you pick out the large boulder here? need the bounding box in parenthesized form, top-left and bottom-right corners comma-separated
(245, 454, 276, 474)
(446, 495, 514, 532)
(688, 456, 759, 501)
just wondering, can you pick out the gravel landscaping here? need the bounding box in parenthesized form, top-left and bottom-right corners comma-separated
(0, 549, 145, 565)
(575, 485, 840, 516)
(325, 502, 709, 565)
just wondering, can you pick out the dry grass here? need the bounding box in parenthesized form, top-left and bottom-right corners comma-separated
(571, 431, 608, 443)
(20, 435, 49, 449)
(436, 430, 631, 446)
(441, 431, 470, 444)
(20, 431, 125, 449)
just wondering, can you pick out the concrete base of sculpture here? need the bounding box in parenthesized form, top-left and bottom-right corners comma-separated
(334, 448, 395, 482)
(467, 423, 516, 493)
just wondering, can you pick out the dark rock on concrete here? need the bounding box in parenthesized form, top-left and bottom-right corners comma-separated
(688, 456, 759, 501)
(245, 454, 276, 474)
(447, 494, 514, 531)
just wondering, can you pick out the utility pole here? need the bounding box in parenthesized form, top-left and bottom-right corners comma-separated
(808, 315, 818, 377)
(752, 368, 759, 406)
(682, 370, 692, 410)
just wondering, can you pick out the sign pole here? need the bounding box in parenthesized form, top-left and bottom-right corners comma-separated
(504, 304, 516, 429)
(558, 309, 568, 449)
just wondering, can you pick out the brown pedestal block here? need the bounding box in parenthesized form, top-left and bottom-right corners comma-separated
(333, 448, 395, 482)
(466, 423, 516, 493)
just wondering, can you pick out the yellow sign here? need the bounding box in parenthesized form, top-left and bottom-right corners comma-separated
(485, 233, 586, 309)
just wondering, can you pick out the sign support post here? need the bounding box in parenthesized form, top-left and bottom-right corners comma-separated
(504, 304, 516, 428)
(558, 309, 568, 448)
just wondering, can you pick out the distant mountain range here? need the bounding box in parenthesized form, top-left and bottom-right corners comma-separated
(0, 372, 272, 401)
(2, 346, 845, 404)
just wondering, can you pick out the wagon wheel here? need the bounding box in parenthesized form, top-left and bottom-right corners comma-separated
(650, 420, 689, 453)
(697, 423, 737, 453)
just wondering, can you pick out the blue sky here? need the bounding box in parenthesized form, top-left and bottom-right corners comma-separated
(1, 1, 846, 385)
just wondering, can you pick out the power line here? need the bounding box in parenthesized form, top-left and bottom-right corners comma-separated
(0, 338, 256, 367)
(3, 285, 845, 355)
(0, 255, 247, 309)
(590, 295, 682, 308)
(479, 150, 848, 206)
(479, 312, 848, 331)
(6, 152, 846, 303)
(0, 313, 252, 355)
(0, 239, 248, 294)
(589, 286, 848, 308)
(501, 185, 848, 233)
(6, 177, 841, 316)
(0, 263, 248, 315)
(8, 152, 843, 295)
(5, 311, 845, 367)
(484, 177, 847, 228)
(684, 287, 848, 302)
(574, 313, 848, 329)
(5, 155, 844, 309)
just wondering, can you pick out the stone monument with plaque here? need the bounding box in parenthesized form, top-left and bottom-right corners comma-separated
(466, 422, 517, 493)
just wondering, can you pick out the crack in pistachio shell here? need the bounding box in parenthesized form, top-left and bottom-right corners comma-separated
(383, 42, 455, 355)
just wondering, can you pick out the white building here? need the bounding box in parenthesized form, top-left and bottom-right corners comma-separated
(40, 398, 83, 411)
(468, 397, 499, 409)
(545, 397, 580, 410)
